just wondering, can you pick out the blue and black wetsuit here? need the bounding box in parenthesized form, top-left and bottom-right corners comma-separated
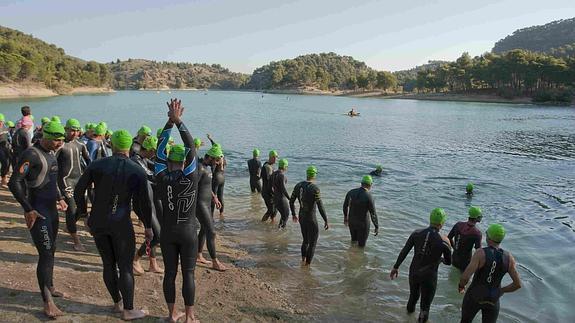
(0, 125, 11, 177)
(393, 227, 452, 322)
(57, 138, 90, 234)
(289, 181, 328, 264)
(271, 169, 290, 228)
(156, 121, 199, 306)
(461, 247, 510, 323)
(131, 153, 162, 259)
(247, 157, 262, 193)
(260, 161, 276, 220)
(74, 153, 153, 311)
(9, 143, 63, 302)
(86, 138, 108, 162)
(197, 159, 218, 260)
(343, 187, 378, 247)
(448, 222, 482, 271)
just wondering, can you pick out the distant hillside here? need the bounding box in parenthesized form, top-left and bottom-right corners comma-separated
(393, 60, 448, 91)
(0, 25, 110, 92)
(248, 52, 397, 91)
(493, 18, 575, 56)
(108, 59, 249, 90)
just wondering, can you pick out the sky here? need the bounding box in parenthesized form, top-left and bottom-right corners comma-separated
(0, 0, 574, 73)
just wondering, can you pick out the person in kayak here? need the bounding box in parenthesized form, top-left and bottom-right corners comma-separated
(458, 224, 522, 323)
(261, 150, 279, 222)
(271, 158, 290, 229)
(448, 206, 482, 271)
(247, 148, 262, 193)
(131, 135, 164, 275)
(390, 208, 452, 323)
(370, 164, 383, 177)
(9, 121, 68, 318)
(75, 129, 154, 321)
(57, 118, 91, 251)
(155, 99, 200, 323)
(343, 175, 379, 247)
(289, 166, 328, 266)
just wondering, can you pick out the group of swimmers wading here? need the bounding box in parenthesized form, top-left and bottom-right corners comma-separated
(0, 99, 522, 322)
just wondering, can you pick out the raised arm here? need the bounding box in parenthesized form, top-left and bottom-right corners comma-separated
(155, 120, 172, 177)
(207, 133, 216, 146)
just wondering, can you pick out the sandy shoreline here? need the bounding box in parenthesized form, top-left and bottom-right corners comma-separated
(0, 83, 114, 100)
(0, 188, 302, 322)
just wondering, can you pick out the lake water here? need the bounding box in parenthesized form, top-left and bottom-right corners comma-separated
(1, 91, 574, 322)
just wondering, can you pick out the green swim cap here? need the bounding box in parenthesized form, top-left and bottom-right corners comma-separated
(138, 125, 152, 136)
(430, 208, 447, 225)
(362, 175, 373, 186)
(278, 158, 288, 169)
(0, 113, 4, 122)
(306, 165, 317, 178)
(111, 129, 133, 150)
(106, 130, 113, 136)
(51, 115, 61, 123)
(65, 118, 81, 130)
(253, 148, 260, 157)
(466, 183, 474, 193)
(194, 138, 202, 148)
(207, 145, 224, 158)
(7, 121, 15, 127)
(98, 121, 108, 129)
(376, 164, 383, 171)
(269, 150, 278, 158)
(42, 121, 65, 140)
(487, 224, 505, 243)
(468, 206, 482, 219)
(94, 124, 107, 136)
(168, 144, 186, 162)
(41, 117, 50, 125)
(142, 136, 158, 150)
(86, 123, 95, 131)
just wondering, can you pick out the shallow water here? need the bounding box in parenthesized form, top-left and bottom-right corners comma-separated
(1, 91, 574, 322)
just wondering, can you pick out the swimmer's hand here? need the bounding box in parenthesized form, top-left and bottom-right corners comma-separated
(390, 268, 399, 280)
(324, 222, 329, 230)
(24, 210, 45, 229)
(458, 282, 466, 294)
(213, 197, 222, 210)
(144, 228, 154, 242)
(441, 235, 452, 249)
(57, 199, 68, 212)
(167, 98, 184, 124)
(343, 217, 348, 227)
(374, 227, 379, 236)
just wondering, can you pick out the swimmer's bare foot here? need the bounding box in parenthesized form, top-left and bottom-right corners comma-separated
(212, 259, 227, 272)
(185, 305, 199, 323)
(149, 258, 164, 274)
(166, 311, 185, 323)
(197, 254, 211, 265)
(122, 309, 147, 321)
(113, 301, 123, 313)
(44, 301, 63, 318)
(73, 242, 86, 252)
(49, 287, 65, 298)
(133, 259, 144, 276)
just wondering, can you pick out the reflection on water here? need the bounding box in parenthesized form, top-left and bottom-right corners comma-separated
(1, 91, 574, 322)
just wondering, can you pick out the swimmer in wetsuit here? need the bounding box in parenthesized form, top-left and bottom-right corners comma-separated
(448, 206, 482, 271)
(207, 133, 226, 219)
(86, 123, 109, 161)
(11, 116, 33, 167)
(9, 121, 68, 318)
(131, 136, 164, 275)
(466, 183, 474, 196)
(261, 150, 278, 222)
(370, 164, 383, 177)
(155, 99, 200, 323)
(458, 224, 522, 323)
(247, 149, 262, 193)
(196, 145, 227, 272)
(343, 175, 379, 247)
(56, 118, 91, 251)
(271, 158, 290, 228)
(289, 166, 329, 265)
(390, 208, 452, 323)
(75, 129, 154, 321)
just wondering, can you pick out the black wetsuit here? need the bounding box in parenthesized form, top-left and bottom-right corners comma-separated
(130, 138, 142, 157)
(247, 157, 262, 192)
(74, 154, 153, 311)
(448, 222, 482, 271)
(289, 181, 327, 264)
(271, 169, 290, 228)
(131, 154, 162, 259)
(0, 126, 11, 177)
(461, 247, 510, 323)
(156, 121, 199, 306)
(11, 127, 31, 167)
(261, 161, 276, 220)
(57, 138, 90, 234)
(197, 159, 217, 259)
(393, 227, 452, 322)
(211, 157, 225, 215)
(369, 170, 382, 177)
(8, 143, 63, 302)
(343, 187, 378, 247)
